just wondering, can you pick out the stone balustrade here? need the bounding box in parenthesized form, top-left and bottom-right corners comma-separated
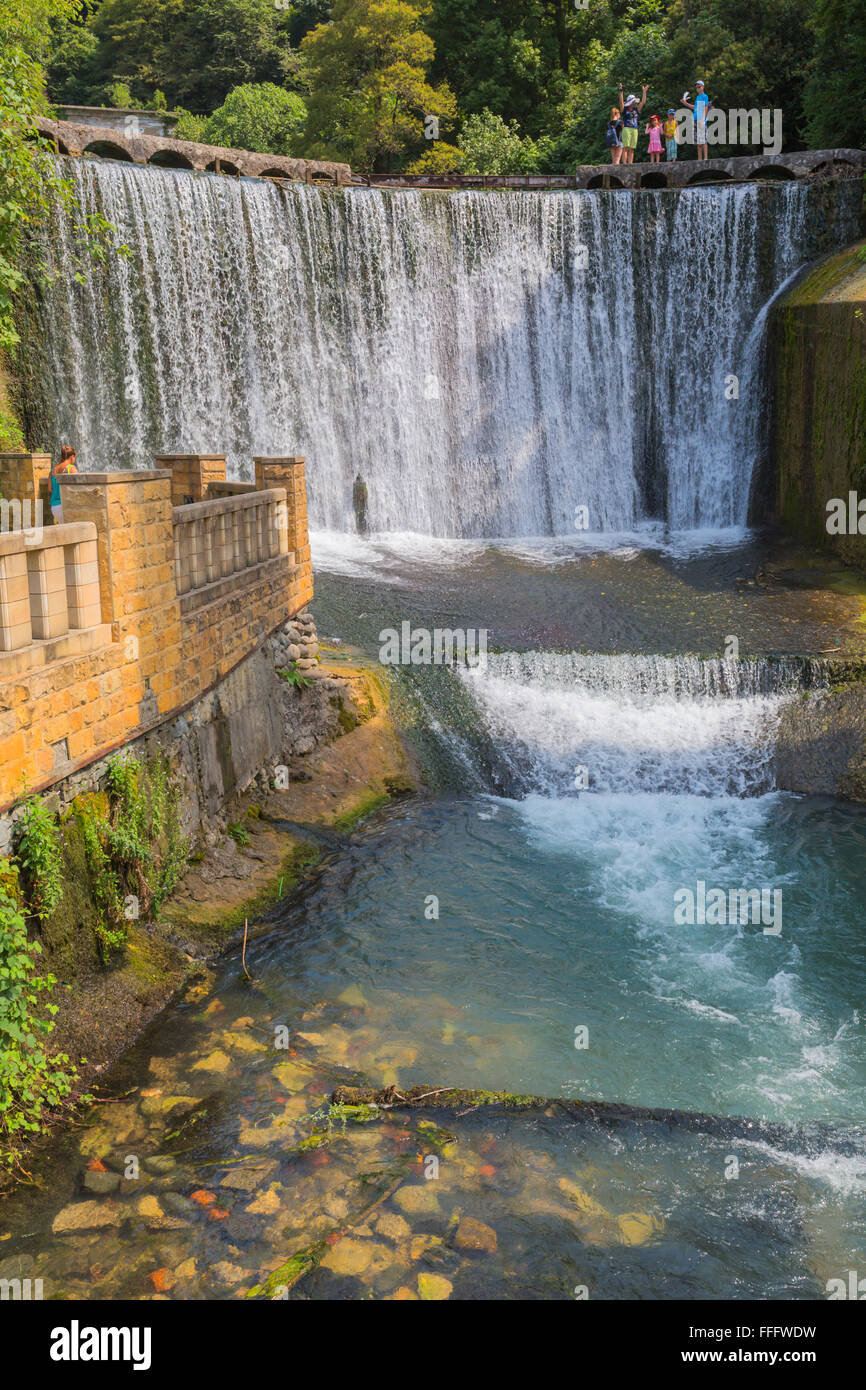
(0, 521, 104, 665)
(173, 488, 289, 603)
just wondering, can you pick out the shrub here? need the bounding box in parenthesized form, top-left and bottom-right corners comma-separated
(15, 795, 64, 921)
(75, 751, 188, 955)
(0, 879, 76, 1171)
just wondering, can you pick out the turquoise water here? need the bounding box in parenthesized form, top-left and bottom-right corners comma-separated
(253, 792, 866, 1134)
(4, 790, 864, 1300)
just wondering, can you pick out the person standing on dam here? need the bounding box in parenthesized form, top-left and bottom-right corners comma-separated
(681, 81, 713, 160)
(617, 83, 649, 163)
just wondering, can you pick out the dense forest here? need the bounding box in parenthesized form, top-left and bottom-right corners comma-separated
(32, 0, 866, 172)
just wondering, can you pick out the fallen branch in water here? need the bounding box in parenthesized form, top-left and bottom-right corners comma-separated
(241, 918, 252, 980)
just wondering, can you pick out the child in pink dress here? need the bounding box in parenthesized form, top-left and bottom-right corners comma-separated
(645, 114, 663, 163)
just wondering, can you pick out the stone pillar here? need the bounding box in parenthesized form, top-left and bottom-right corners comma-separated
(0, 545, 32, 651)
(155, 453, 227, 507)
(0, 452, 52, 521)
(64, 535, 102, 629)
(27, 545, 68, 639)
(253, 456, 313, 611)
(61, 470, 182, 721)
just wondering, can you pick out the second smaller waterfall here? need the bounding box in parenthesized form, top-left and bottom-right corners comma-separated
(459, 652, 821, 797)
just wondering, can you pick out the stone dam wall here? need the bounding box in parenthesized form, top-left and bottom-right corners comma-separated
(770, 240, 866, 567)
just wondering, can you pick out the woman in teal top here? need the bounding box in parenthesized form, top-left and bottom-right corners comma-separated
(50, 445, 77, 522)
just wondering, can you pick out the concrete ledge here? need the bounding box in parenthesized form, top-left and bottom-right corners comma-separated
(173, 487, 285, 521)
(0, 623, 113, 679)
(0, 521, 96, 554)
(63, 470, 172, 484)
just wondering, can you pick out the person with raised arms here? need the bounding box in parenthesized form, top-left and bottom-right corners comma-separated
(617, 82, 648, 164)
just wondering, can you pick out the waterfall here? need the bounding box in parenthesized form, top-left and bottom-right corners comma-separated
(26, 159, 860, 535)
(458, 652, 823, 797)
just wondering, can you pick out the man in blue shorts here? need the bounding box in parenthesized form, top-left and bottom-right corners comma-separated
(681, 81, 712, 160)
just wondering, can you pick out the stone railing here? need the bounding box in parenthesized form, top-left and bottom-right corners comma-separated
(0, 521, 105, 663)
(173, 488, 289, 601)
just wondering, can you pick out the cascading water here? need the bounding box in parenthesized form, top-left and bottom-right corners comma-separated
(459, 651, 821, 796)
(24, 160, 860, 535)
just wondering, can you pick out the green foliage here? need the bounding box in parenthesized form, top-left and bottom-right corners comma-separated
(404, 139, 465, 174)
(458, 108, 538, 175)
(0, 395, 25, 449)
(78, 0, 301, 113)
(278, 662, 312, 689)
(75, 751, 188, 956)
(15, 795, 64, 922)
(651, 0, 816, 152)
(427, 0, 593, 139)
(803, 0, 866, 150)
(0, 879, 77, 1172)
(106, 78, 132, 107)
(542, 21, 669, 169)
(227, 819, 250, 848)
(173, 106, 208, 142)
(0, 0, 121, 355)
(38, 0, 848, 172)
(202, 82, 307, 155)
(44, 5, 99, 106)
(300, 0, 458, 173)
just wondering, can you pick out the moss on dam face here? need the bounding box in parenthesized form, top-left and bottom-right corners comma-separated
(771, 239, 866, 567)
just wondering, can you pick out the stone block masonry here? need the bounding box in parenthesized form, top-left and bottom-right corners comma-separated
(769, 241, 866, 566)
(0, 453, 315, 814)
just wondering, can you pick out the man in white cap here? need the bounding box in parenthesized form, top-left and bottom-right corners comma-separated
(617, 81, 649, 164)
(681, 80, 712, 160)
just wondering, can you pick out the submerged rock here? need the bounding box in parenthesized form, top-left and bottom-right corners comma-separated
(617, 1211, 664, 1246)
(140, 1095, 202, 1117)
(375, 1211, 411, 1242)
(191, 1049, 231, 1074)
(81, 1169, 121, 1196)
(417, 1272, 453, 1300)
(142, 1154, 178, 1176)
(392, 1184, 441, 1217)
(245, 1185, 284, 1216)
(52, 1201, 124, 1235)
(272, 1061, 308, 1091)
(219, 1159, 278, 1193)
(454, 1217, 498, 1254)
(321, 1238, 374, 1276)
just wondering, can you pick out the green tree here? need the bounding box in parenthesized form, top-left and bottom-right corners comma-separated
(0, 0, 74, 351)
(0, 882, 75, 1172)
(803, 0, 864, 148)
(105, 77, 132, 106)
(45, 2, 99, 105)
(458, 108, 538, 174)
(202, 82, 307, 154)
(651, 0, 816, 152)
(173, 105, 207, 141)
(426, 0, 663, 141)
(79, 0, 298, 112)
(301, 0, 457, 173)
